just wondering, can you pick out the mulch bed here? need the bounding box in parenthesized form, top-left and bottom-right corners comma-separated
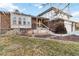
(60, 35, 79, 42)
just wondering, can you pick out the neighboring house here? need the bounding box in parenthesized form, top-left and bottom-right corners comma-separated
(38, 7, 77, 33)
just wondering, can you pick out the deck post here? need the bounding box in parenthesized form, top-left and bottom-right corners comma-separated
(41, 18, 42, 27)
(36, 17, 38, 29)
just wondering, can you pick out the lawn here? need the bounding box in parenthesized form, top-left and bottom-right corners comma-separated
(0, 35, 79, 56)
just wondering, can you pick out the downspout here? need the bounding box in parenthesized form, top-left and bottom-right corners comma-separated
(9, 12, 11, 30)
(36, 17, 38, 29)
(75, 22, 76, 31)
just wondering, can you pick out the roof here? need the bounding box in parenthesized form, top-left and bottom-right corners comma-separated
(12, 12, 32, 17)
(0, 11, 49, 20)
(38, 7, 72, 17)
(0, 11, 10, 14)
(0, 11, 34, 17)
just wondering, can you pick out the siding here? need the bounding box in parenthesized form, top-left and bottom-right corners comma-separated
(72, 23, 76, 32)
(40, 10, 69, 20)
(10, 13, 32, 29)
(64, 21, 72, 33)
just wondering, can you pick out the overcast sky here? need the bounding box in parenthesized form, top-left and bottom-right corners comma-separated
(0, 3, 79, 22)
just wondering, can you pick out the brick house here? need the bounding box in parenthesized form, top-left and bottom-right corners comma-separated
(0, 10, 49, 35)
(0, 7, 77, 35)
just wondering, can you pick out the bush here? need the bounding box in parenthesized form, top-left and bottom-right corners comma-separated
(54, 24, 67, 34)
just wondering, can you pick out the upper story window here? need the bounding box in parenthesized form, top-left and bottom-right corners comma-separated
(13, 17, 16, 20)
(23, 18, 25, 20)
(13, 17, 16, 25)
(23, 21, 26, 25)
(23, 18, 26, 25)
(18, 17, 22, 25)
(27, 21, 30, 25)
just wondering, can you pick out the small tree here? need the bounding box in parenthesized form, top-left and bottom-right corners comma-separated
(54, 23, 67, 34)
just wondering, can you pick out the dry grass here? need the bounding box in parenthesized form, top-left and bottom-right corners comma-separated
(0, 35, 79, 56)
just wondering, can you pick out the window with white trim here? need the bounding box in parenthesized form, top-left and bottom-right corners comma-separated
(23, 18, 26, 25)
(27, 21, 30, 25)
(13, 17, 16, 25)
(18, 17, 22, 25)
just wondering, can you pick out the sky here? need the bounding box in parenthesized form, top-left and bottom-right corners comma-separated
(0, 3, 79, 22)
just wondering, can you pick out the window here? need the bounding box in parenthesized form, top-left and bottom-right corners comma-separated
(18, 17, 22, 25)
(27, 21, 30, 25)
(23, 18, 25, 20)
(13, 20, 16, 25)
(13, 17, 16, 25)
(20, 28, 26, 32)
(23, 18, 26, 25)
(13, 17, 16, 20)
(23, 20, 26, 25)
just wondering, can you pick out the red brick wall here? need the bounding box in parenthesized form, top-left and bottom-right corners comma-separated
(1, 13, 10, 29)
(0, 13, 11, 33)
(32, 17, 37, 29)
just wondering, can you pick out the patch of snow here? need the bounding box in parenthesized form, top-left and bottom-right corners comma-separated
(68, 31, 79, 36)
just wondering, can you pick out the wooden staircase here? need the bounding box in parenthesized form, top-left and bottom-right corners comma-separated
(32, 23, 55, 36)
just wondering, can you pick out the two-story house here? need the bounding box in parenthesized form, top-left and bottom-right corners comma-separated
(38, 7, 76, 34)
